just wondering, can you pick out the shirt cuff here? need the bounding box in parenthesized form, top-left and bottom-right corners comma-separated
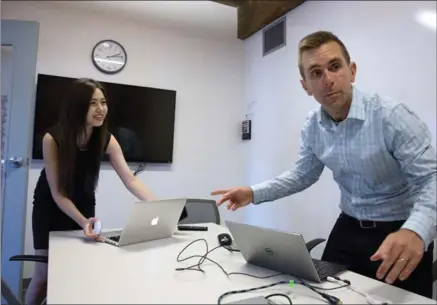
(250, 183, 270, 205)
(401, 214, 436, 251)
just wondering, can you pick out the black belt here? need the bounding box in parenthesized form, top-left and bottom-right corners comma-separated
(339, 212, 406, 230)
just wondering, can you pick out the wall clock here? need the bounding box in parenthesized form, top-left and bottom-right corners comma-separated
(91, 39, 127, 74)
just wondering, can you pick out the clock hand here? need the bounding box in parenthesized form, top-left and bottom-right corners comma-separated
(107, 53, 123, 58)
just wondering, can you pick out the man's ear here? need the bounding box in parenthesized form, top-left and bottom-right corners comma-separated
(300, 79, 312, 96)
(350, 62, 357, 83)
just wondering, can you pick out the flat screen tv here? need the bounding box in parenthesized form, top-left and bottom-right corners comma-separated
(32, 74, 176, 163)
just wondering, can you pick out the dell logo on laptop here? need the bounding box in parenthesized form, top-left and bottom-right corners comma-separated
(264, 248, 275, 256)
(151, 216, 159, 226)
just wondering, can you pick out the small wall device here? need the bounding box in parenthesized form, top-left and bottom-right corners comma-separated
(242, 120, 251, 140)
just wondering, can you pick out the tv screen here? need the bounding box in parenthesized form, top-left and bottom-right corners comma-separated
(32, 74, 176, 163)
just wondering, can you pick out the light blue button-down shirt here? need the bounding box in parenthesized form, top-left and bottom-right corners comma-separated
(251, 86, 437, 249)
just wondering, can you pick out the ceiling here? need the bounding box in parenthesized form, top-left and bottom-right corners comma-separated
(30, 0, 304, 41)
(50, 1, 238, 41)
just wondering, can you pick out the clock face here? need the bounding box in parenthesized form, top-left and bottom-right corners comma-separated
(92, 39, 127, 74)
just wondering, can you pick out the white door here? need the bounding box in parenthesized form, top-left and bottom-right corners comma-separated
(1, 19, 39, 299)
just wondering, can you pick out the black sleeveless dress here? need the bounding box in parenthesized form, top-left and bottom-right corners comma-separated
(31, 127, 111, 250)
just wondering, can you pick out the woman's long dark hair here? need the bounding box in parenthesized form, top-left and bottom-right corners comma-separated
(57, 78, 109, 198)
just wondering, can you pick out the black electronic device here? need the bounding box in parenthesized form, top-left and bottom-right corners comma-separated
(177, 225, 208, 231)
(32, 74, 176, 163)
(242, 120, 251, 140)
(218, 233, 232, 246)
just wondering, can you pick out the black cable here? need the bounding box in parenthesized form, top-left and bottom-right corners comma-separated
(133, 163, 145, 176)
(293, 279, 344, 305)
(175, 239, 226, 273)
(176, 238, 345, 305)
(306, 283, 350, 291)
(290, 275, 350, 291)
(223, 245, 240, 252)
(217, 280, 289, 304)
(227, 271, 284, 279)
(299, 276, 350, 291)
(332, 275, 351, 285)
(175, 239, 281, 279)
(265, 293, 293, 304)
(216, 279, 342, 305)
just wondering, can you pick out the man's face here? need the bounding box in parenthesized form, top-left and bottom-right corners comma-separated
(300, 41, 356, 113)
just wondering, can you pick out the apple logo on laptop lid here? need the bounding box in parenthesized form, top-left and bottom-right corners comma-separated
(151, 216, 159, 226)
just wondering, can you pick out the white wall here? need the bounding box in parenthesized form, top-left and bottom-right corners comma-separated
(241, 0, 436, 264)
(1, 1, 246, 278)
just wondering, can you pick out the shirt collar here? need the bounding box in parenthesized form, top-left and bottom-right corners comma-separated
(347, 85, 366, 121)
(318, 85, 366, 127)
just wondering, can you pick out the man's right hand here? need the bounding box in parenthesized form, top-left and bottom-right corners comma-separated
(211, 186, 254, 211)
(82, 217, 104, 242)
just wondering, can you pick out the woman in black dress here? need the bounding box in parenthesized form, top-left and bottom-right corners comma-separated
(27, 78, 155, 305)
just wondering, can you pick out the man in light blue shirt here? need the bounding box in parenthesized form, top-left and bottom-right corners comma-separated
(212, 31, 436, 298)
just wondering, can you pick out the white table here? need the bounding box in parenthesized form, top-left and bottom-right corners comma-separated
(47, 223, 435, 304)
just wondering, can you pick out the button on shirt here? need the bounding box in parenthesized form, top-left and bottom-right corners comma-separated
(251, 86, 437, 249)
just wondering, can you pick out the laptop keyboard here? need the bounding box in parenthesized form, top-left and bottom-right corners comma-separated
(312, 259, 347, 281)
(108, 235, 121, 242)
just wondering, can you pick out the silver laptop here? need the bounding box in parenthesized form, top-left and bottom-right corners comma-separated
(225, 221, 347, 283)
(102, 198, 187, 246)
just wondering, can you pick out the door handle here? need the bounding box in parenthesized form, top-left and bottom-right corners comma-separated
(8, 156, 24, 168)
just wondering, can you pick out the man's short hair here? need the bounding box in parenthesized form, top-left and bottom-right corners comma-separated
(298, 31, 351, 78)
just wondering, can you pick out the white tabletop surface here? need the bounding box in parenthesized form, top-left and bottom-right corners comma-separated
(47, 223, 436, 304)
